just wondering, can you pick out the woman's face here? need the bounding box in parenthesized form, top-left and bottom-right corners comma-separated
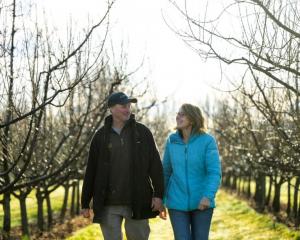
(176, 107, 192, 130)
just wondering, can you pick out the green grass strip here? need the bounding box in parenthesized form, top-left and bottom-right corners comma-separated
(68, 190, 300, 240)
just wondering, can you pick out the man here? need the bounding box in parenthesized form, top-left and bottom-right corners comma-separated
(81, 92, 164, 240)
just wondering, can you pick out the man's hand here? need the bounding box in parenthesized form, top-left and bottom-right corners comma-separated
(151, 197, 164, 212)
(81, 208, 91, 218)
(152, 197, 167, 220)
(198, 197, 210, 210)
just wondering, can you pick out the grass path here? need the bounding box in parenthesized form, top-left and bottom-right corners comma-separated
(68, 190, 300, 240)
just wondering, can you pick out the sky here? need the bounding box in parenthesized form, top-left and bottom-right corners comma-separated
(37, 0, 230, 110)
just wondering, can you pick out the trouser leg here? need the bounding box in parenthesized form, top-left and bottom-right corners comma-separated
(168, 209, 192, 240)
(191, 208, 214, 240)
(123, 206, 150, 240)
(99, 206, 124, 240)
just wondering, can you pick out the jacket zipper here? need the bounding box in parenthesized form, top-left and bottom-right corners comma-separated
(185, 145, 191, 210)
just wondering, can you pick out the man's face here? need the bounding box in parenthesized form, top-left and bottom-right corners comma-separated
(110, 103, 131, 122)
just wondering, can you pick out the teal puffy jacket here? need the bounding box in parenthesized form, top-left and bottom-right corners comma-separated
(163, 131, 221, 211)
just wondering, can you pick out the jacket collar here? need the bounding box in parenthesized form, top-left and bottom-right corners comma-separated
(104, 114, 136, 129)
(170, 130, 199, 144)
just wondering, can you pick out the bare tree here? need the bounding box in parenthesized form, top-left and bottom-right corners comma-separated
(0, 0, 114, 237)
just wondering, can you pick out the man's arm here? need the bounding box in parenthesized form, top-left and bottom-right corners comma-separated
(81, 132, 99, 210)
(146, 128, 164, 199)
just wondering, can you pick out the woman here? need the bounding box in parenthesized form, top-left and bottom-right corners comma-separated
(162, 103, 221, 240)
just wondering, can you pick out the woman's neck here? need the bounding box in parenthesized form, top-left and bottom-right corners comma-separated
(181, 127, 192, 143)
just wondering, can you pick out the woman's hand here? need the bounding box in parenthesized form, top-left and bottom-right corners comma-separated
(198, 197, 210, 210)
(159, 207, 167, 220)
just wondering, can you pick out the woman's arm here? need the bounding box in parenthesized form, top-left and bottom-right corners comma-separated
(202, 136, 222, 204)
(162, 139, 172, 198)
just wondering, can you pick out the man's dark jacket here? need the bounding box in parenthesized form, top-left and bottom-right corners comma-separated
(81, 114, 164, 223)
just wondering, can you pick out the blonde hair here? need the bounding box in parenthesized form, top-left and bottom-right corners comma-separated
(178, 103, 207, 135)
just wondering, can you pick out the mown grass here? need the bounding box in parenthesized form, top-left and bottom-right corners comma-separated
(210, 190, 300, 240)
(68, 190, 300, 240)
(67, 217, 173, 240)
(1, 187, 299, 239)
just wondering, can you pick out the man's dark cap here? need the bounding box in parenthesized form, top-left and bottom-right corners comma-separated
(107, 92, 137, 107)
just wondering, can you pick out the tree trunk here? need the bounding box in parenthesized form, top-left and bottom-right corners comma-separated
(19, 194, 30, 236)
(266, 176, 273, 207)
(254, 173, 266, 212)
(237, 177, 241, 195)
(293, 177, 300, 223)
(223, 174, 231, 187)
(45, 193, 53, 230)
(70, 181, 76, 217)
(272, 182, 282, 213)
(242, 177, 247, 195)
(247, 175, 251, 198)
(297, 197, 300, 227)
(36, 189, 44, 232)
(286, 178, 291, 217)
(60, 182, 70, 223)
(232, 175, 237, 190)
(3, 191, 11, 239)
(76, 181, 80, 215)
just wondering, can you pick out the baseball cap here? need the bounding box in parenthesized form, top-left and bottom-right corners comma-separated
(107, 92, 137, 107)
